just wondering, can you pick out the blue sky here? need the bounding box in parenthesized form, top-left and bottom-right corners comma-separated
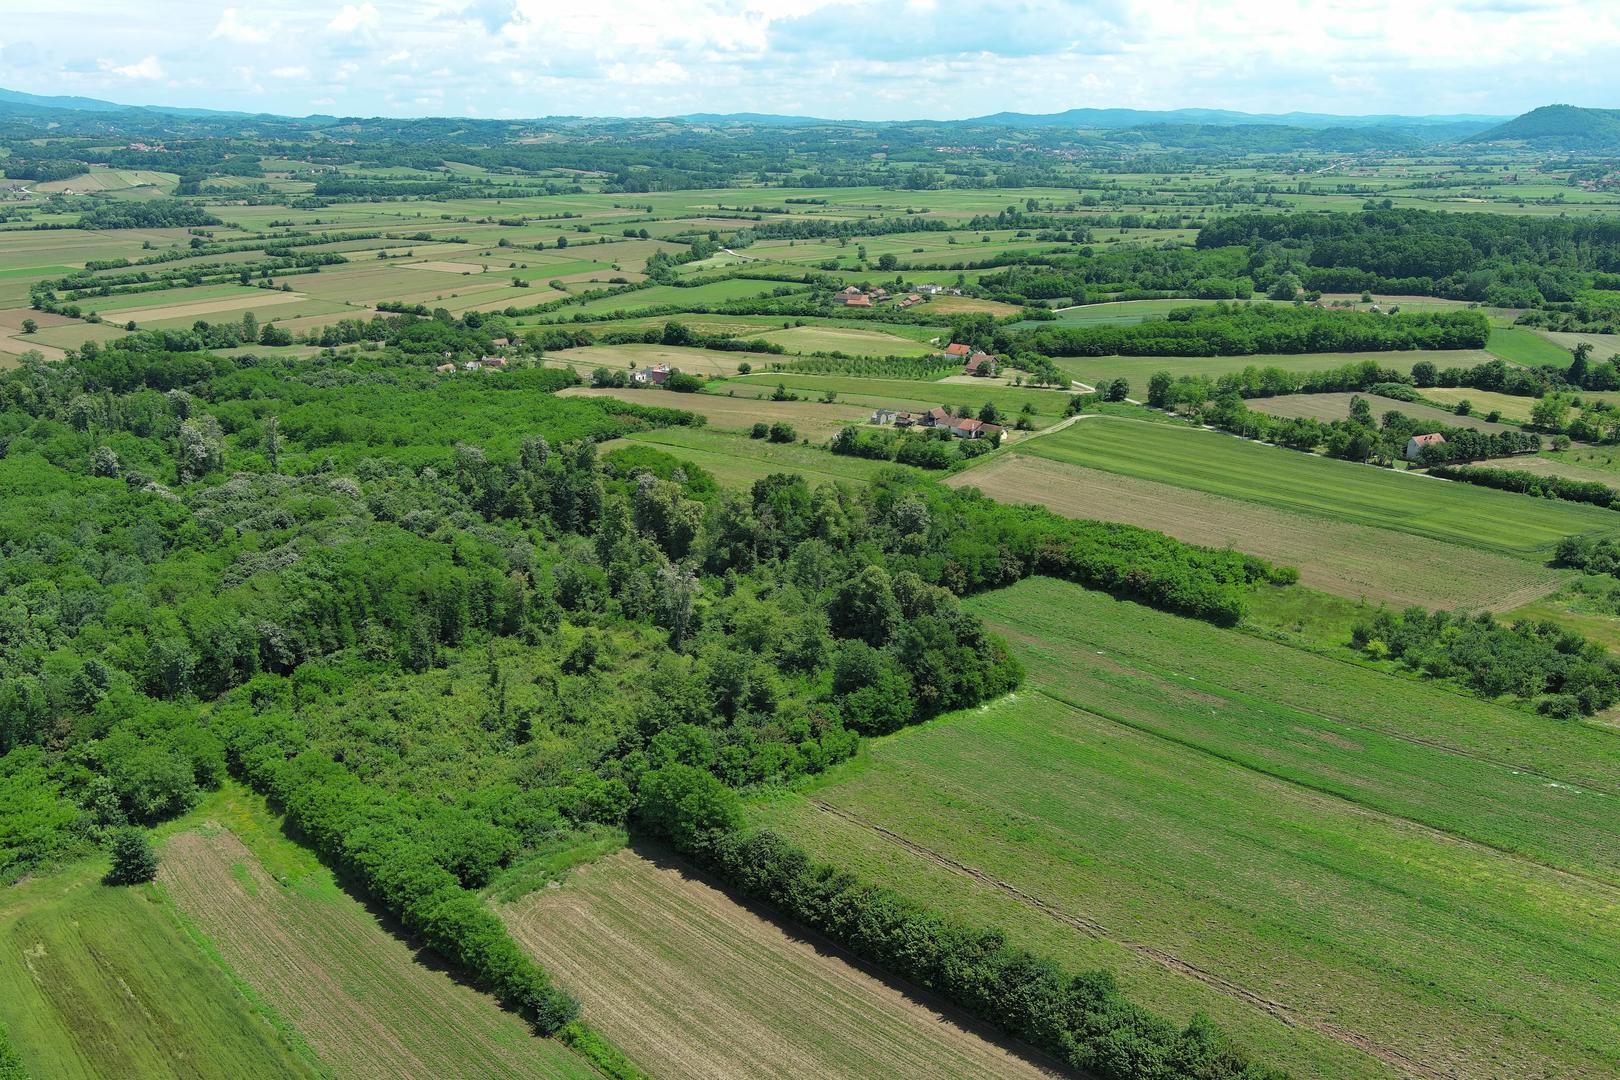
(0, 1, 1615, 120)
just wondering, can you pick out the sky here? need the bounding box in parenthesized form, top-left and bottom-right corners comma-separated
(0, 1, 1616, 121)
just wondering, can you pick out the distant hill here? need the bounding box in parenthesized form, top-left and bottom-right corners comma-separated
(0, 86, 250, 119)
(1467, 104, 1620, 149)
(960, 107, 1503, 131)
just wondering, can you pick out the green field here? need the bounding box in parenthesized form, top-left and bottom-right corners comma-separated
(1487, 325, 1573, 366)
(1054, 349, 1498, 390)
(1012, 415, 1620, 558)
(0, 861, 321, 1079)
(752, 578, 1620, 1080)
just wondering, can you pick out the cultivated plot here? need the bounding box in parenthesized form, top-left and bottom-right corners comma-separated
(503, 846, 1060, 1080)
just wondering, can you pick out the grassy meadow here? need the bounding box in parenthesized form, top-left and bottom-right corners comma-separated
(751, 578, 1620, 1080)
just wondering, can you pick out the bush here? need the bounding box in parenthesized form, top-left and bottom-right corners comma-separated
(104, 827, 159, 885)
(767, 422, 796, 443)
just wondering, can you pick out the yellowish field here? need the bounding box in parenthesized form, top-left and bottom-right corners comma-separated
(750, 325, 938, 357)
(502, 847, 1059, 1080)
(925, 295, 1024, 316)
(94, 291, 311, 324)
(560, 386, 871, 440)
(949, 453, 1567, 610)
(548, 343, 767, 376)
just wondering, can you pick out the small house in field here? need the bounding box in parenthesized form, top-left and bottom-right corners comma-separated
(634, 364, 671, 386)
(896, 293, 923, 309)
(480, 355, 508, 368)
(871, 408, 897, 425)
(491, 337, 511, 348)
(841, 293, 872, 307)
(964, 351, 997, 376)
(918, 406, 953, 428)
(1406, 433, 1446, 461)
(949, 417, 1004, 440)
(943, 342, 972, 360)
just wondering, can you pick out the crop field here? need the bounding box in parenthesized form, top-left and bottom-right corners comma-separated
(948, 453, 1566, 609)
(748, 325, 939, 356)
(751, 577, 1620, 1080)
(560, 385, 871, 440)
(0, 860, 321, 1079)
(1053, 348, 1497, 390)
(720, 371, 1075, 418)
(1414, 386, 1620, 423)
(1248, 390, 1519, 432)
(1014, 415, 1620, 558)
(157, 788, 596, 1080)
(503, 847, 1059, 1080)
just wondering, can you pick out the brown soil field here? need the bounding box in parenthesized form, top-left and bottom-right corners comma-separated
(503, 846, 1062, 1080)
(1250, 392, 1518, 433)
(560, 386, 871, 440)
(950, 454, 1566, 611)
(159, 827, 595, 1080)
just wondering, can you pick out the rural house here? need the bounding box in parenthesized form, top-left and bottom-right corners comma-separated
(964, 351, 997, 376)
(841, 293, 872, 307)
(943, 342, 972, 360)
(949, 417, 1004, 440)
(917, 283, 943, 295)
(917, 406, 954, 428)
(1405, 433, 1446, 461)
(871, 408, 897, 425)
(634, 364, 672, 386)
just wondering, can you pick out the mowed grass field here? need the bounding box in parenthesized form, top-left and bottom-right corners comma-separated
(949, 453, 1566, 610)
(1013, 415, 1620, 559)
(0, 864, 322, 1079)
(753, 578, 1620, 1080)
(720, 372, 1075, 419)
(503, 846, 1060, 1080)
(747, 325, 939, 357)
(547, 343, 764, 377)
(156, 786, 598, 1080)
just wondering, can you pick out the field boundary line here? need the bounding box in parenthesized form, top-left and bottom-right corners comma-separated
(808, 798, 1451, 1080)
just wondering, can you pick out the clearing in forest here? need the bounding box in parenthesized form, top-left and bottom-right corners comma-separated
(559, 386, 871, 441)
(502, 845, 1060, 1080)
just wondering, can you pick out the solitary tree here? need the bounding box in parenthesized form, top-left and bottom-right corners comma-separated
(20, 318, 37, 334)
(104, 827, 158, 885)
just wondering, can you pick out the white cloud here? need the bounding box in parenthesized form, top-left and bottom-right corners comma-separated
(326, 3, 380, 33)
(98, 54, 164, 80)
(212, 8, 272, 45)
(270, 65, 311, 79)
(383, 49, 412, 65)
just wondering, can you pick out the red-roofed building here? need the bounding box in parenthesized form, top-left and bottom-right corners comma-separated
(943, 342, 972, 359)
(963, 351, 997, 376)
(842, 294, 872, 308)
(1405, 433, 1446, 461)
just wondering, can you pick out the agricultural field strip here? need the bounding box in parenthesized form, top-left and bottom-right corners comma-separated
(1012, 414, 1620, 558)
(803, 798, 1443, 1080)
(504, 848, 1060, 1080)
(796, 676, 1620, 1078)
(975, 583, 1620, 875)
(948, 453, 1566, 611)
(159, 825, 597, 1080)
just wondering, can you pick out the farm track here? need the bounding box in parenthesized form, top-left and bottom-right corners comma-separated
(810, 798, 1452, 1080)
